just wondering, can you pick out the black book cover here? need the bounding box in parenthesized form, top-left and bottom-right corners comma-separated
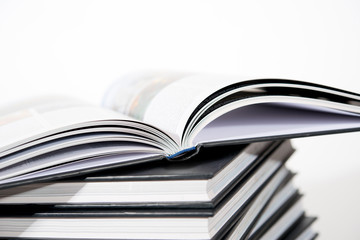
(280, 215, 317, 240)
(248, 193, 303, 240)
(222, 171, 296, 240)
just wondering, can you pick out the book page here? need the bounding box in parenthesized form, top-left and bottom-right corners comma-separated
(0, 142, 162, 181)
(191, 100, 360, 146)
(103, 72, 249, 139)
(0, 97, 137, 153)
(0, 152, 161, 186)
(0, 132, 164, 170)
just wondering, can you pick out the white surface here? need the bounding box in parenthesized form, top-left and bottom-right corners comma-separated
(0, 1, 360, 239)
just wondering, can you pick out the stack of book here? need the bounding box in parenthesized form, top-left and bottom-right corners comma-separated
(0, 72, 360, 239)
(0, 140, 316, 239)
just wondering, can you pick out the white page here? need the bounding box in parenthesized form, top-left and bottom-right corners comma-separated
(103, 72, 251, 140)
(106, 73, 360, 146)
(192, 99, 360, 146)
(139, 74, 248, 138)
(0, 152, 161, 186)
(0, 142, 161, 181)
(0, 98, 143, 154)
(0, 125, 174, 160)
(103, 71, 191, 120)
(0, 132, 161, 170)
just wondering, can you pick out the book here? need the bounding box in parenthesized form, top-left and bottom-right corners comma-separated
(281, 216, 318, 240)
(252, 199, 305, 240)
(225, 172, 298, 240)
(1, 71, 360, 186)
(247, 191, 304, 240)
(0, 141, 292, 207)
(0, 156, 292, 240)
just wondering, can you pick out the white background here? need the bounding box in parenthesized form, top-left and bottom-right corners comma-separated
(0, 1, 360, 239)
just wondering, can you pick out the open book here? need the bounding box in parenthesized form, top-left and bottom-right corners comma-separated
(1, 72, 360, 187)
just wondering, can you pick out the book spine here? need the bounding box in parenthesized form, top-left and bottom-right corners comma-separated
(166, 146, 199, 161)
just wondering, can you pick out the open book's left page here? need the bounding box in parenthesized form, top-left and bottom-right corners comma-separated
(0, 96, 132, 153)
(0, 97, 173, 186)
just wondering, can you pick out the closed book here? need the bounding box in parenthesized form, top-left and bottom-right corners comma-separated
(0, 140, 293, 208)
(0, 147, 292, 240)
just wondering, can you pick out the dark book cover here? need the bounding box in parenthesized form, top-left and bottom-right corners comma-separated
(248, 193, 303, 240)
(280, 215, 317, 240)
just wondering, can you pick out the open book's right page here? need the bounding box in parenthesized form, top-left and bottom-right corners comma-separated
(103, 72, 249, 142)
(104, 72, 360, 148)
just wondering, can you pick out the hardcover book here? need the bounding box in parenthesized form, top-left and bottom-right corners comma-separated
(0, 141, 292, 207)
(1, 72, 360, 186)
(0, 158, 292, 240)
